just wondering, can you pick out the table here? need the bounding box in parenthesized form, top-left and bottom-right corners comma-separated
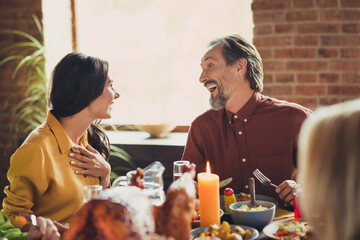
(108, 131, 291, 239)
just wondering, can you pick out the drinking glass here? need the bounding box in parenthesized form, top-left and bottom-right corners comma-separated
(293, 184, 302, 219)
(173, 160, 190, 181)
(83, 185, 103, 203)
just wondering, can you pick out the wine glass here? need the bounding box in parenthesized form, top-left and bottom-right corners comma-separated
(173, 160, 190, 181)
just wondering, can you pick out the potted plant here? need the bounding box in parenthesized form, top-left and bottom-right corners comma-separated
(0, 15, 47, 151)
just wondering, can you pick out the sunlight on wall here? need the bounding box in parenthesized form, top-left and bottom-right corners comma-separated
(76, 0, 253, 125)
(42, 0, 73, 82)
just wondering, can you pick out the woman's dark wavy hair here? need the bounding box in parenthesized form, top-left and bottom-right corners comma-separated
(210, 34, 264, 92)
(48, 52, 110, 160)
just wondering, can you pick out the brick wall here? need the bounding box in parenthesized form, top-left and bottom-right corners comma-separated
(0, 0, 43, 202)
(252, 0, 360, 107)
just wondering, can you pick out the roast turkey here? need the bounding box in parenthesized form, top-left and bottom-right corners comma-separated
(63, 165, 196, 240)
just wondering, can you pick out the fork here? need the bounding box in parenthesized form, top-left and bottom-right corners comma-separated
(253, 168, 278, 188)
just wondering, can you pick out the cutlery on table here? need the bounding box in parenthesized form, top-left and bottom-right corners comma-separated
(249, 177, 256, 207)
(253, 168, 278, 188)
(219, 177, 233, 188)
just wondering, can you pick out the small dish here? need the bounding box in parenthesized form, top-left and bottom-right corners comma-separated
(191, 224, 259, 240)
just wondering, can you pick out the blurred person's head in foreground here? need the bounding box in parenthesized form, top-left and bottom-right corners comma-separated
(298, 98, 360, 240)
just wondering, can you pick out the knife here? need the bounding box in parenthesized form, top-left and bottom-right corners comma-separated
(219, 177, 233, 188)
(249, 177, 256, 207)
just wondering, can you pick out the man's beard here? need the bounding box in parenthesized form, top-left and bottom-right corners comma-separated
(209, 85, 228, 110)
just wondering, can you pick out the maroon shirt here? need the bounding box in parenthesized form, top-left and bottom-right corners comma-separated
(182, 92, 312, 200)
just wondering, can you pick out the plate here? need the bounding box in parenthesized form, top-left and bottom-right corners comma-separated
(263, 218, 299, 239)
(191, 224, 259, 240)
(220, 194, 278, 214)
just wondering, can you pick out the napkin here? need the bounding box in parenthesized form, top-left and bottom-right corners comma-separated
(274, 206, 294, 220)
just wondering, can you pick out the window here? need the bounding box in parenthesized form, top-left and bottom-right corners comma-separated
(76, 0, 253, 125)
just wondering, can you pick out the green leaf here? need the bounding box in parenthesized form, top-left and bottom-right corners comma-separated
(111, 166, 134, 172)
(110, 171, 119, 181)
(12, 49, 45, 79)
(0, 42, 38, 55)
(110, 144, 131, 159)
(0, 55, 23, 66)
(1, 30, 43, 49)
(32, 14, 43, 39)
(110, 144, 135, 169)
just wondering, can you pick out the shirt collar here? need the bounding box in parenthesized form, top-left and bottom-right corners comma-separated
(225, 91, 261, 122)
(46, 112, 88, 153)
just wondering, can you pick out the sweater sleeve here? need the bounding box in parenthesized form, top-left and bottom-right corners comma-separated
(2, 142, 48, 229)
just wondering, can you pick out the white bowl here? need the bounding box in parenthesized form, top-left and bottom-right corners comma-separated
(220, 194, 278, 214)
(134, 124, 176, 138)
(229, 200, 276, 230)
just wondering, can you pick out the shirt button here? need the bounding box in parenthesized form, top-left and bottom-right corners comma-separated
(238, 131, 243, 135)
(244, 118, 248, 122)
(242, 158, 246, 162)
(234, 115, 238, 119)
(245, 185, 249, 189)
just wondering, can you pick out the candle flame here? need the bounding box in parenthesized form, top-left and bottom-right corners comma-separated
(206, 161, 211, 174)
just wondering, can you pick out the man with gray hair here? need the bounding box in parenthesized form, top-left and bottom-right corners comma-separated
(182, 35, 311, 205)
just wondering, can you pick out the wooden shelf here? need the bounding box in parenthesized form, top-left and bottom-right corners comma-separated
(106, 130, 187, 146)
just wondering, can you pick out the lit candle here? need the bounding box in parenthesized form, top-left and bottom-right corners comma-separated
(198, 161, 220, 227)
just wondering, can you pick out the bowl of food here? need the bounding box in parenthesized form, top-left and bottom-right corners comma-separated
(134, 124, 176, 138)
(229, 200, 276, 230)
(221, 191, 278, 214)
(191, 221, 259, 240)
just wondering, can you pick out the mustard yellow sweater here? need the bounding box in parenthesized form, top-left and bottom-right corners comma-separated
(2, 112, 99, 229)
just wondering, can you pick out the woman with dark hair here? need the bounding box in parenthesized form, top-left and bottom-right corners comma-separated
(1, 52, 119, 231)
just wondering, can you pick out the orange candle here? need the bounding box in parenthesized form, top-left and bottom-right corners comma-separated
(198, 161, 220, 227)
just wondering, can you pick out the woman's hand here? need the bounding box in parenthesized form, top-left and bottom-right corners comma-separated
(69, 145, 111, 188)
(27, 217, 61, 240)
